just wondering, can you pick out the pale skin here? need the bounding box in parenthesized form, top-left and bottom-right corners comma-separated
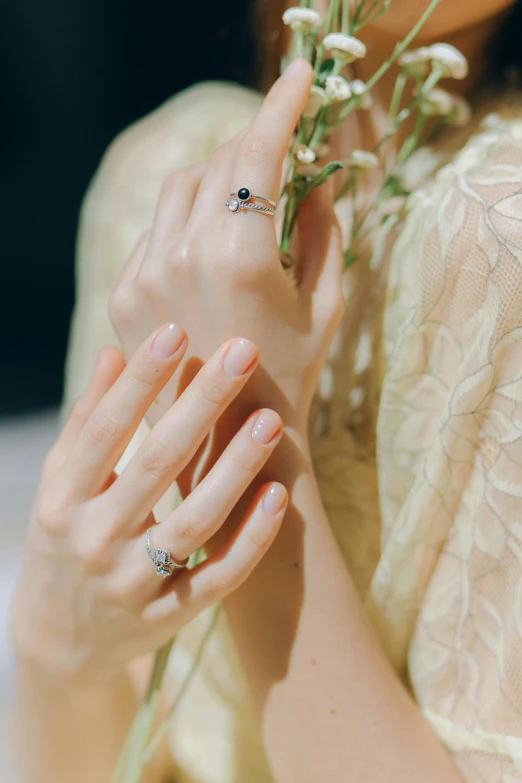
(12, 1, 516, 781)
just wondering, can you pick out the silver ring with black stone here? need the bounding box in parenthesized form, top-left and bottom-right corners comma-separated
(226, 187, 276, 217)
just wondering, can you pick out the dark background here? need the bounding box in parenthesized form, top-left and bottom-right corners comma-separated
(0, 0, 258, 414)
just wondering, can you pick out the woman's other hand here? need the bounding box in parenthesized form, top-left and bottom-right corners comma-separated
(12, 325, 286, 687)
(109, 59, 344, 448)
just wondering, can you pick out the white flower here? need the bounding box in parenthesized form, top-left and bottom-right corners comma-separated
(348, 79, 373, 109)
(398, 47, 431, 76)
(377, 195, 408, 216)
(303, 85, 327, 118)
(311, 142, 330, 158)
(323, 33, 367, 64)
(295, 144, 316, 164)
(446, 94, 472, 126)
(344, 149, 379, 170)
(296, 163, 323, 178)
(396, 147, 444, 191)
(325, 75, 352, 102)
(428, 43, 468, 80)
(282, 7, 322, 34)
(419, 87, 455, 116)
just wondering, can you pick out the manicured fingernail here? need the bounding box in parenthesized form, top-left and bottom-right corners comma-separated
(263, 483, 287, 515)
(252, 409, 282, 445)
(223, 339, 258, 377)
(282, 57, 309, 80)
(152, 323, 185, 359)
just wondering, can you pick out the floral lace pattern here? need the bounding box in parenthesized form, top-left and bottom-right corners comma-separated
(64, 82, 522, 782)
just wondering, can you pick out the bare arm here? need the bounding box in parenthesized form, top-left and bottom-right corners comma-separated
(217, 432, 464, 783)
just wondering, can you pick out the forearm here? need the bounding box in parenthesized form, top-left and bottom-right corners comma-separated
(221, 433, 464, 783)
(14, 663, 167, 783)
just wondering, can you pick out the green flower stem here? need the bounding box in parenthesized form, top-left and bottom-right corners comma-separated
(143, 605, 222, 763)
(111, 637, 176, 783)
(335, 171, 355, 202)
(397, 109, 426, 164)
(341, 0, 350, 34)
(388, 71, 407, 120)
(364, 0, 441, 93)
(350, 0, 367, 31)
(324, 0, 340, 36)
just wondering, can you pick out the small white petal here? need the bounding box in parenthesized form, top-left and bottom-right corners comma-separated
(420, 87, 455, 116)
(398, 47, 431, 76)
(427, 43, 468, 80)
(347, 79, 373, 109)
(323, 33, 367, 64)
(377, 195, 408, 216)
(282, 7, 322, 34)
(325, 75, 352, 103)
(396, 147, 444, 191)
(295, 144, 316, 164)
(303, 85, 327, 118)
(447, 94, 472, 127)
(296, 163, 323, 178)
(311, 142, 330, 158)
(344, 149, 379, 170)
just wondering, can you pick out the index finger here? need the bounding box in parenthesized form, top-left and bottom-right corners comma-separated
(232, 58, 313, 204)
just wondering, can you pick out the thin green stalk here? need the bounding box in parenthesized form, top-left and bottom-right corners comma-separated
(350, 0, 367, 31)
(364, 0, 441, 93)
(143, 605, 222, 763)
(388, 71, 407, 120)
(324, 0, 340, 35)
(111, 638, 176, 783)
(341, 0, 350, 34)
(335, 171, 355, 202)
(397, 109, 426, 164)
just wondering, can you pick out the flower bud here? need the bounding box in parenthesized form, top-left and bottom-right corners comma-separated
(282, 7, 322, 34)
(323, 33, 367, 64)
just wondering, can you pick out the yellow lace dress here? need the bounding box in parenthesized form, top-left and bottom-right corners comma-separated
(64, 81, 522, 782)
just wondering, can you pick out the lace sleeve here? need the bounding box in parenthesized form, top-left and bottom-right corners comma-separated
(370, 115, 522, 781)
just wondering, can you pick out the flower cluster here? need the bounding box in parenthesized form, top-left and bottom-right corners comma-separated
(277, 2, 471, 265)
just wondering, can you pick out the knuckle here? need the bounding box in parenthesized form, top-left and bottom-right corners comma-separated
(160, 170, 181, 199)
(135, 265, 162, 298)
(175, 510, 205, 550)
(227, 446, 259, 476)
(85, 409, 120, 450)
(242, 522, 272, 556)
(37, 492, 69, 536)
(140, 440, 176, 480)
(107, 575, 140, 610)
(240, 135, 271, 169)
(211, 566, 243, 598)
(108, 283, 137, 328)
(194, 373, 227, 408)
(70, 534, 111, 572)
(128, 362, 161, 391)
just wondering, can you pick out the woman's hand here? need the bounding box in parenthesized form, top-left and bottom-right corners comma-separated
(108, 59, 344, 448)
(12, 324, 287, 688)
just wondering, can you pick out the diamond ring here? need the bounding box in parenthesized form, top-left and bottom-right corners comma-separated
(145, 526, 189, 578)
(226, 187, 276, 217)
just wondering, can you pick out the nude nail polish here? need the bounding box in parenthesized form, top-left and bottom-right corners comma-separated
(252, 409, 282, 444)
(151, 323, 185, 359)
(223, 339, 258, 377)
(262, 483, 287, 515)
